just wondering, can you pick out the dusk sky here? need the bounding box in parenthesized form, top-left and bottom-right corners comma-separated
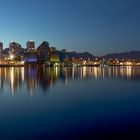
(0, 0, 140, 56)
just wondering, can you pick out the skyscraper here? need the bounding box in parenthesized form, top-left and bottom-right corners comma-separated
(9, 41, 21, 55)
(36, 41, 50, 63)
(26, 40, 35, 53)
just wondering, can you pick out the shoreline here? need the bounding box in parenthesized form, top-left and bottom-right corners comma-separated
(0, 64, 140, 67)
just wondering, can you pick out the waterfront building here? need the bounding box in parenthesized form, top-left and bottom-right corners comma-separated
(50, 52, 60, 66)
(37, 41, 51, 64)
(59, 49, 68, 62)
(9, 41, 21, 55)
(25, 53, 37, 66)
(26, 40, 35, 53)
(50, 47, 56, 53)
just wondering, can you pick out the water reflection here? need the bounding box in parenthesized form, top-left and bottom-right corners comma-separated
(0, 66, 140, 96)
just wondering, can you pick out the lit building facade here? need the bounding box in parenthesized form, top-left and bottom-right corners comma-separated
(37, 41, 51, 63)
(9, 41, 21, 55)
(26, 40, 35, 53)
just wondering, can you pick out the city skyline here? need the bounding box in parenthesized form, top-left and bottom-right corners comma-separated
(0, 0, 140, 55)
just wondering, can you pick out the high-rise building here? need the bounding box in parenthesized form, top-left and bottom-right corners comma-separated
(36, 41, 50, 63)
(0, 42, 3, 56)
(26, 40, 35, 53)
(9, 41, 21, 55)
(37, 41, 50, 54)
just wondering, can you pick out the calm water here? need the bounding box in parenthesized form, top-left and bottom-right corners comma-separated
(0, 66, 140, 139)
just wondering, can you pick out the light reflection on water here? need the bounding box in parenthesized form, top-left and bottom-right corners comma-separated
(0, 66, 140, 139)
(0, 66, 140, 96)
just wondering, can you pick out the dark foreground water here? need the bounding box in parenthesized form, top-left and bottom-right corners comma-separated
(0, 66, 140, 139)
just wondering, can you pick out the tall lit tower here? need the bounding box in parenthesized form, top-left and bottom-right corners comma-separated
(26, 40, 35, 53)
(9, 41, 21, 55)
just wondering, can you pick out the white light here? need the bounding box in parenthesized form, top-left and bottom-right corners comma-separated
(10, 55, 14, 60)
(21, 61, 25, 64)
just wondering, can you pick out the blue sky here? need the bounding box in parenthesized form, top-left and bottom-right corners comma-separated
(0, 0, 140, 56)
